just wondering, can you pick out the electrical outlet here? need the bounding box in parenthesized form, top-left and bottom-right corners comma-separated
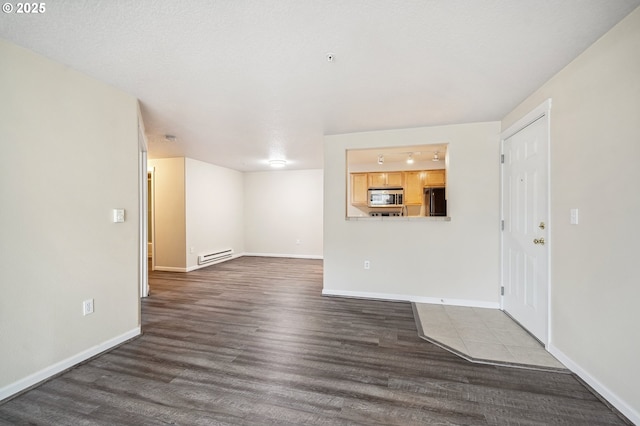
(190, 247, 195, 254)
(364, 260, 370, 270)
(83, 299, 94, 316)
(296, 239, 301, 245)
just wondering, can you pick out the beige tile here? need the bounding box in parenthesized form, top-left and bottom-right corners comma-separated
(424, 323, 460, 339)
(462, 340, 517, 363)
(415, 303, 445, 314)
(442, 305, 476, 317)
(496, 319, 532, 333)
(430, 335, 468, 354)
(492, 327, 541, 348)
(472, 307, 505, 320)
(506, 346, 565, 369)
(415, 305, 450, 322)
(455, 325, 501, 344)
(477, 313, 515, 329)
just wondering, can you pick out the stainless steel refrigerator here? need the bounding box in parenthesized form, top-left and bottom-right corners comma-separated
(425, 187, 447, 216)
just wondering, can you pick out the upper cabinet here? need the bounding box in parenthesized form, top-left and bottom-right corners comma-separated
(425, 169, 446, 187)
(368, 172, 404, 188)
(351, 173, 368, 206)
(404, 171, 425, 205)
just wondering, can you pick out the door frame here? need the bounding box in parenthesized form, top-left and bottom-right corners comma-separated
(500, 98, 552, 346)
(148, 167, 156, 275)
(138, 113, 149, 298)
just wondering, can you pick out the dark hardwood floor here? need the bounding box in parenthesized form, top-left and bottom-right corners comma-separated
(0, 257, 629, 425)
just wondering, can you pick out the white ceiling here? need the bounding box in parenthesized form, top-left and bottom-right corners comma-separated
(2, 1, 638, 171)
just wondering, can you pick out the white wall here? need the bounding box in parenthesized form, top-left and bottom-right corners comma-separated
(185, 158, 244, 269)
(0, 40, 140, 399)
(148, 157, 186, 271)
(324, 122, 501, 305)
(502, 8, 640, 422)
(244, 169, 323, 258)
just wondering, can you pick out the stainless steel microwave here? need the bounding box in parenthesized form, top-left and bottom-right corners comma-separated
(368, 188, 404, 207)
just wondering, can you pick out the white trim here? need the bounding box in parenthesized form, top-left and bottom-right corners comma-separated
(0, 327, 141, 403)
(501, 98, 552, 140)
(321, 289, 499, 309)
(136, 101, 148, 151)
(148, 167, 156, 274)
(243, 252, 323, 260)
(154, 266, 188, 272)
(139, 147, 148, 298)
(138, 106, 149, 297)
(548, 344, 639, 425)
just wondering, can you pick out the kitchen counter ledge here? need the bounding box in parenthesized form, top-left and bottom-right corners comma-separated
(346, 216, 451, 222)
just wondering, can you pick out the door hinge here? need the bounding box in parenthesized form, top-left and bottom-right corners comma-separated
(500, 154, 504, 164)
(501, 286, 504, 296)
(501, 220, 504, 231)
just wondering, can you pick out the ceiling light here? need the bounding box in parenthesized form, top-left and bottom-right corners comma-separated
(378, 155, 384, 165)
(406, 153, 414, 164)
(432, 151, 440, 162)
(269, 159, 287, 168)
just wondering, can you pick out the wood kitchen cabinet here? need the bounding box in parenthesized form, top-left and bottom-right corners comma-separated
(350, 173, 368, 206)
(351, 169, 445, 207)
(368, 172, 403, 188)
(425, 169, 446, 187)
(404, 171, 425, 205)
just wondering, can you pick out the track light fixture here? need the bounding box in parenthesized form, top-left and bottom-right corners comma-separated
(406, 153, 414, 164)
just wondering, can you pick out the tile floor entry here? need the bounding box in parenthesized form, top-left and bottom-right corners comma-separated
(413, 303, 566, 372)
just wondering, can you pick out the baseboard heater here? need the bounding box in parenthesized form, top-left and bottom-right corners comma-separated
(197, 248, 233, 265)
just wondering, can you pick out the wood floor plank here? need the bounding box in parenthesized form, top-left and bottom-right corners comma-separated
(0, 257, 630, 425)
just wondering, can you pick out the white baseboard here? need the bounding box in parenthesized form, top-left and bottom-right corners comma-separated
(0, 327, 141, 403)
(243, 252, 323, 260)
(321, 289, 499, 309)
(154, 266, 188, 272)
(548, 344, 639, 425)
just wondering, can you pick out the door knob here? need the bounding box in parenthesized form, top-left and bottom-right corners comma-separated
(533, 238, 545, 245)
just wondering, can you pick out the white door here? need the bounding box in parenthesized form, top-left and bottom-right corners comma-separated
(501, 105, 550, 344)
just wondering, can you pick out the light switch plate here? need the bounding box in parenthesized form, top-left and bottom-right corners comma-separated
(113, 209, 125, 223)
(570, 208, 579, 225)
